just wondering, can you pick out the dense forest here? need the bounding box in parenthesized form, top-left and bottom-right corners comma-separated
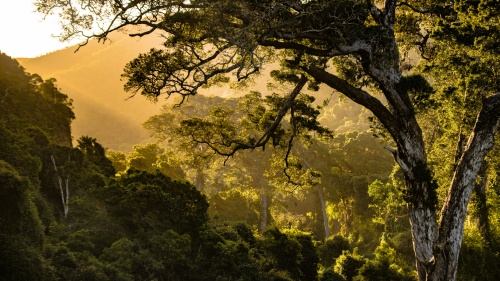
(1, 47, 499, 280)
(2, 0, 500, 280)
(0, 51, 411, 281)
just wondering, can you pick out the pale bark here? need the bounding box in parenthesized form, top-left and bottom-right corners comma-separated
(389, 96, 500, 281)
(259, 191, 269, 234)
(407, 191, 438, 279)
(301, 154, 330, 240)
(390, 129, 439, 280)
(316, 185, 330, 240)
(194, 168, 204, 192)
(57, 176, 70, 218)
(52, 155, 70, 218)
(430, 94, 500, 281)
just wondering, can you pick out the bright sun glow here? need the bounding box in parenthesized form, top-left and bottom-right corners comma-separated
(0, 0, 82, 58)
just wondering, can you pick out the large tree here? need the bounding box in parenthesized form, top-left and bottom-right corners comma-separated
(36, 0, 500, 280)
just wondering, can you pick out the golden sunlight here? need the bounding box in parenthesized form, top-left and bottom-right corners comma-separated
(0, 0, 81, 58)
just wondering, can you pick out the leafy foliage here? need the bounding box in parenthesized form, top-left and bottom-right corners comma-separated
(100, 170, 209, 237)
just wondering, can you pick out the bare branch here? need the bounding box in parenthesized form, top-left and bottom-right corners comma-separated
(254, 75, 308, 148)
(366, 0, 383, 24)
(260, 39, 370, 58)
(283, 102, 299, 185)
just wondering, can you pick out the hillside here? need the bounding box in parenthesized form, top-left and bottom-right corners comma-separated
(18, 32, 167, 151)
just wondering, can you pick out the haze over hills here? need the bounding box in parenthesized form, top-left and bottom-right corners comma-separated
(17, 31, 244, 151)
(18, 31, 370, 152)
(18, 32, 168, 151)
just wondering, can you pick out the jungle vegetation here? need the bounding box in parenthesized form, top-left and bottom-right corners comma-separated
(2, 0, 500, 280)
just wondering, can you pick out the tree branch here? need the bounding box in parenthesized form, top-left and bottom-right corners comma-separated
(383, 0, 398, 27)
(301, 64, 398, 134)
(441, 93, 500, 221)
(183, 75, 309, 159)
(397, 2, 454, 17)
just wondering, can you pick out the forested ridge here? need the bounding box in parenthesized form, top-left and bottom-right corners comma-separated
(2, 0, 500, 280)
(17, 32, 165, 152)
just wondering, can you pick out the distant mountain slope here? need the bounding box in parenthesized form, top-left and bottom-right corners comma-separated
(18, 32, 167, 151)
(18, 32, 370, 151)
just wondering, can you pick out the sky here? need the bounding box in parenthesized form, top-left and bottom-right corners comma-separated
(0, 0, 81, 58)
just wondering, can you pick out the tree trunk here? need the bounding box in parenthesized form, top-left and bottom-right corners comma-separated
(259, 191, 269, 234)
(406, 183, 438, 280)
(395, 147, 438, 280)
(194, 168, 204, 192)
(301, 154, 330, 240)
(316, 185, 330, 240)
(376, 110, 437, 280)
(428, 95, 500, 281)
(52, 155, 70, 218)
